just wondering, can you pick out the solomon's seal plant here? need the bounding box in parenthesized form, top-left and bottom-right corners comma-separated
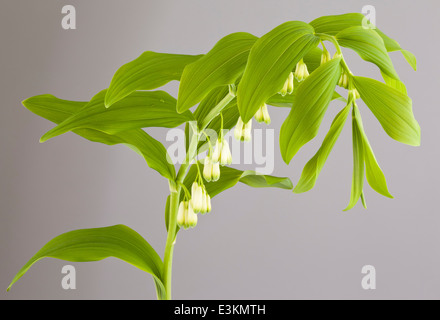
(9, 13, 420, 299)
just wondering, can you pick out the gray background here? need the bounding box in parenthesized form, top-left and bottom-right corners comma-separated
(1, 0, 438, 299)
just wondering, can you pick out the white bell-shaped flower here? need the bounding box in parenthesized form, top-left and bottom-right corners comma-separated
(243, 119, 252, 141)
(220, 140, 232, 166)
(287, 72, 294, 94)
(234, 117, 244, 141)
(203, 156, 213, 182)
(212, 161, 220, 182)
(190, 181, 203, 213)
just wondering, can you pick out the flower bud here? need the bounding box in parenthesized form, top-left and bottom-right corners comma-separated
(191, 181, 203, 213)
(243, 119, 252, 141)
(279, 77, 289, 96)
(177, 201, 186, 228)
(234, 117, 244, 141)
(212, 161, 220, 182)
(321, 49, 331, 65)
(348, 88, 360, 101)
(177, 201, 198, 229)
(203, 156, 213, 182)
(200, 189, 208, 214)
(294, 59, 309, 82)
(220, 139, 232, 166)
(261, 103, 271, 125)
(287, 72, 294, 94)
(211, 139, 221, 163)
(338, 71, 349, 89)
(254, 106, 264, 123)
(187, 202, 197, 228)
(206, 193, 212, 213)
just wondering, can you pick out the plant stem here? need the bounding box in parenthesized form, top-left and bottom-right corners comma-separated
(162, 151, 192, 299)
(162, 185, 180, 300)
(161, 87, 236, 299)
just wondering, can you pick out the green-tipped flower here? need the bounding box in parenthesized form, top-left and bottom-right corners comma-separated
(255, 106, 264, 123)
(212, 161, 220, 182)
(243, 118, 252, 141)
(279, 77, 289, 96)
(211, 138, 232, 166)
(190, 181, 204, 213)
(177, 200, 197, 229)
(255, 103, 271, 125)
(206, 193, 212, 213)
(200, 189, 208, 214)
(220, 140, 232, 166)
(261, 104, 271, 125)
(338, 71, 349, 89)
(211, 139, 221, 163)
(287, 72, 294, 94)
(199, 188, 212, 214)
(348, 88, 360, 101)
(234, 117, 244, 141)
(203, 156, 213, 182)
(279, 72, 294, 96)
(294, 59, 309, 82)
(234, 117, 252, 141)
(321, 49, 331, 65)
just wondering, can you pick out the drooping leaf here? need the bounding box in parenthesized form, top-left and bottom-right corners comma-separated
(294, 104, 351, 193)
(310, 13, 416, 70)
(336, 26, 399, 79)
(105, 52, 202, 107)
(352, 106, 393, 198)
(303, 47, 324, 73)
(267, 90, 346, 108)
(279, 57, 342, 164)
(177, 33, 257, 113)
(23, 94, 176, 180)
(353, 76, 420, 146)
(375, 29, 417, 70)
(345, 106, 365, 211)
(39, 90, 193, 143)
(237, 21, 320, 122)
(381, 71, 407, 95)
(182, 165, 293, 199)
(119, 130, 176, 180)
(8, 225, 166, 299)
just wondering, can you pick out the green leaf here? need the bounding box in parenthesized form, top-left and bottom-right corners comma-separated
(400, 49, 417, 71)
(237, 21, 320, 122)
(23, 94, 176, 180)
(353, 76, 421, 146)
(105, 52, 202, 107)
(374, 30, 417, 70)
(345, 106, 365, 211)
(7, 225, 166, 299)
(310, 13, 416, 70)
(279, 57, 342, 164)
(303, 47, 324, 73)
(336, 26, 399, 79)
(381, 71, 407, 95)
(352, 106, 393, 198)
(40, 89, 193, 143)
(310, 13, 369, 35)
(177, 32, 257, 113)
(267, 90, 346, 108)
(182, 165, 293, 199)
(119, 130, 176, 180)
(294, 104, 351, 193)
(164, 195, 171, 231)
